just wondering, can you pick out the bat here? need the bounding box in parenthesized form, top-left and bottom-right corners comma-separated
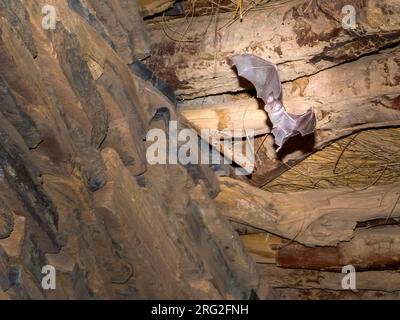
(231, 54, 316, 151)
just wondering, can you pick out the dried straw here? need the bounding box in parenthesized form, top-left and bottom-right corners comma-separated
(264, 128, 400, 192)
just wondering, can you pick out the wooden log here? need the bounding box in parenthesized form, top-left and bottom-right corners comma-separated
(258, 264, 400, 296)
(139, 0, 175, 17)
(215, 177, 400, 246)
(273, 288, 400, 300)
(230, 222, 269, 235)
(182, 47, 400, 142)
(241, 225, 400, 270)
(182, 46, 400, 185)
(146, 0, 400, 98)
(277, 224, 400, 270)
(181, 101, 269, 137)
(240, 233, 284, 264)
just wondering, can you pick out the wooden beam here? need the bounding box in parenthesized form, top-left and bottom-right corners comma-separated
(240, 233, 284, 264)
(146, 0, 400, 98)
(241, 224, 400, 271)
(276, 225, 400, 270)
(215, 177, 400, 246)
(139, 0, 175, 17)
(181, 100, 269, 137)
(181, 47, 400, 185)
(258, 264, 400, 296)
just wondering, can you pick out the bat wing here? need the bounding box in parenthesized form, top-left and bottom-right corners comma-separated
(231, 54, 316, 151)
(231, 54, 282, 104)
(272, 108, 316, 150)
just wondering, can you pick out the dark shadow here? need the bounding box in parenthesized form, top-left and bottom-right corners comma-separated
(277, 132, 316, 159)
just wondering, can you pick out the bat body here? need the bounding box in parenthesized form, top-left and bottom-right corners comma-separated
(231, 54, 316, 150)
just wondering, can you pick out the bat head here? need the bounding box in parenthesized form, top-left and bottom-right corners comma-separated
(265, 98, 283, 113)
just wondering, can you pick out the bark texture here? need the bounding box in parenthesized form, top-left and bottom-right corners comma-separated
(216, 177, 400, 246)
(146, 0, 400, 98)
(0, 0, 258, 299)
(2, 0, 400, 301)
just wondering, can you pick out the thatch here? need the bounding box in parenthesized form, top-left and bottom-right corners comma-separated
(264, 128, 400, 192)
